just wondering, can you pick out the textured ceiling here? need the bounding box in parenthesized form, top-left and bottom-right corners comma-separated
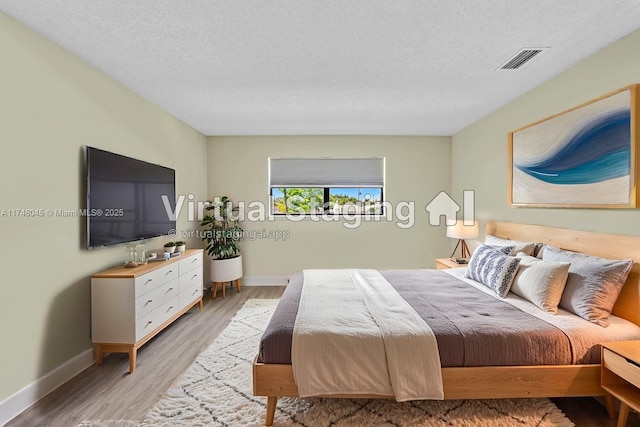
(2, 1, 640, 136)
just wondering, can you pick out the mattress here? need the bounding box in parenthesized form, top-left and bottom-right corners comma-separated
(259, 268, 640, 366)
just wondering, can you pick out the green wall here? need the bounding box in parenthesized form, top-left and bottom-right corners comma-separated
(452, 28, 640, 236)
(207, 136, 452, 278)
(0, 13, 207, 403)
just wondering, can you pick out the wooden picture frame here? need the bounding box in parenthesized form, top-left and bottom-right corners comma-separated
(508, 84, 640, 208)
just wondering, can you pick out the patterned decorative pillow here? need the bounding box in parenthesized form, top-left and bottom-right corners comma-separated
(511, 253, 570, 314)
(542, 245, 633, 327)
(484, 235, 537, 256)
(465, 244, 521, 297)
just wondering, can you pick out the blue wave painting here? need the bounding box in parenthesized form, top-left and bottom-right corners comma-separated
(515, 109, 631, 185)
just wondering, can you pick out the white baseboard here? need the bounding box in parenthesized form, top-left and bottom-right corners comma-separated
(242, 276, 289, 286)
(0, 348, 94, 426)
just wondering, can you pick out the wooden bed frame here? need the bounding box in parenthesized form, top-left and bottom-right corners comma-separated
(253, 221, 640, 426)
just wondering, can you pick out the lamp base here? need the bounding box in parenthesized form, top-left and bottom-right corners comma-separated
(450, 239, 471, 259)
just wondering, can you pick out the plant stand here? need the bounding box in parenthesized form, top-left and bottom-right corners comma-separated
(210, 255, 243, 299)
(212, 279, 242, 299)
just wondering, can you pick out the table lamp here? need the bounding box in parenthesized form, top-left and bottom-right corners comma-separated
(447, 220, 479, 259)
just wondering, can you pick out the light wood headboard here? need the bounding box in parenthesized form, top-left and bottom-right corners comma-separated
(486, 221, 640, 326)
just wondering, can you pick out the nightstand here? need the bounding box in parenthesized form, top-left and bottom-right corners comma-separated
(435, 258, 466, 270)
(602, 341, 640, 427)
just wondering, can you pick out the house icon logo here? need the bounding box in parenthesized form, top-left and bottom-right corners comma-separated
(425, 190, 475, 226)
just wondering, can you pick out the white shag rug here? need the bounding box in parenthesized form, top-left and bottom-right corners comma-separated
(81, 299, 575, 427)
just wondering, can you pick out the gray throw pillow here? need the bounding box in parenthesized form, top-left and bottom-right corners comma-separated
(542, 245, 633, 327)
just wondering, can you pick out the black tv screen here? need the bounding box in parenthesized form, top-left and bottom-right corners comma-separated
(86, 146, 176, 248)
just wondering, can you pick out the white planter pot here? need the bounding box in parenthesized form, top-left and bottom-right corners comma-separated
(176, 244, 186, 253)
(164, 246, 176, 254)
(210, 255, 243, 282)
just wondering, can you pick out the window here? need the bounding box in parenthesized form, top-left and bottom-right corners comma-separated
(269, 158, 385, 215)
(271, 188, 324, 214)
(329, 187, 383, 214)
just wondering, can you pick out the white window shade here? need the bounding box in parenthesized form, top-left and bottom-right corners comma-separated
(269, 158, 385, 187)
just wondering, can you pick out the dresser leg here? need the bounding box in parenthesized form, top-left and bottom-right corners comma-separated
(128, 347, 137, 373)
(95, 344, 103, 366)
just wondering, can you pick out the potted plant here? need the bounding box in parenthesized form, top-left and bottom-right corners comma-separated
(201, 196, 243, 290)
(163, 241, 176, 254)
(175, 241, 186, 253)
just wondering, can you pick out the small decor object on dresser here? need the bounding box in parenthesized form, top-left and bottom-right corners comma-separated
(124, 243, 147, 268)
(175, 241, 186, 253)
(163, 241, 176, 253)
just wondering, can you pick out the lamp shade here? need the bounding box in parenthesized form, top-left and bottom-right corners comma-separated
(446, 221, 479, 240)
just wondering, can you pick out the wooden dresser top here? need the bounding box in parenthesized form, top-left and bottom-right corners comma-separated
(92, 249, 204, 279)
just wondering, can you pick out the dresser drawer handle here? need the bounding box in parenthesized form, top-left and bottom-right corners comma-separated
(145, 299, 153, 305)
(166, 270, 174, 275)
(145, 279, 153, 284)
(192, 289, 198, 295)
(192, 274, 198, 279)
(146, 320, 153, 325)
(192, 259, 197, 263)
(167, 287, 174, 292)
(168, 306, 174, 311)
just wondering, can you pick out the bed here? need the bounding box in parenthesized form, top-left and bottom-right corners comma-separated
(252, 221, 640, 426)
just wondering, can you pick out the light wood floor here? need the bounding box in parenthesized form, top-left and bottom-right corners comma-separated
(6, 286, 640, 427)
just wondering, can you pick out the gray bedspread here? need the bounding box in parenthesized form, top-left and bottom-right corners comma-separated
(259, 269, 575, 367)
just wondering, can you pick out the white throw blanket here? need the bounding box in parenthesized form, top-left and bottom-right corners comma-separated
(292, 269, 444, 401)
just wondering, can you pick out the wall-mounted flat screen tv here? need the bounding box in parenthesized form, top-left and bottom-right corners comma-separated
(86, 146, 176, 249)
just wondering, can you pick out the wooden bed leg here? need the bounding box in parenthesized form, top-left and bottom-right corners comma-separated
(265, 396, 277, 426)
(605, 394, 617, 420)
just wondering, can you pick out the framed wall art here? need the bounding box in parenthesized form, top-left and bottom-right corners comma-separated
(508, 84, 640, 208)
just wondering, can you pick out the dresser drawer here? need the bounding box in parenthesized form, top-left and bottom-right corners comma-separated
(180, 268, 203, 292)
(179, 251, 203, 274)
(136, 297, 180, 341)
(135, 278, 179, 320)
(134, 263, 179, 297)
(180, 283, 203, 307)
(603, 348, 640, 389)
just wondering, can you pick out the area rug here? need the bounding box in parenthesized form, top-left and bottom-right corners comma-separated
(82, 299, 575, 426)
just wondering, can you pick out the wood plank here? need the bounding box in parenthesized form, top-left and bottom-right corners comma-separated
(252, 362, 604, 400)
(441, 365, 604, 398)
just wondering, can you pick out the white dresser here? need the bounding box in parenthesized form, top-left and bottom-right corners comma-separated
(91, 249, 204, 373)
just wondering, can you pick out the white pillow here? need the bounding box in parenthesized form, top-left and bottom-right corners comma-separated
(484, 235, 537, 256)
(511, 253, 571, 314)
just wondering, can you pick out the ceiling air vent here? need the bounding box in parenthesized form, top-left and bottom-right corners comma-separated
(498, 48, 548, 70)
